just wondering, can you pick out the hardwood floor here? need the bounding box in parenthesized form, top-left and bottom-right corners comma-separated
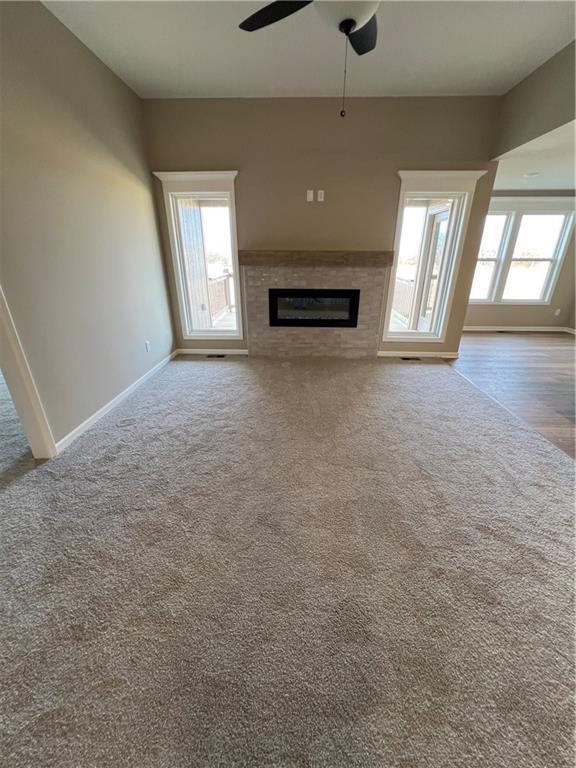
(450, 332, 575, 458)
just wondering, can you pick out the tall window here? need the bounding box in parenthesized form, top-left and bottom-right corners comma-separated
(156, 172, 242, 339)
(469, 199, 574, 304)
(384, 171, 485, 341)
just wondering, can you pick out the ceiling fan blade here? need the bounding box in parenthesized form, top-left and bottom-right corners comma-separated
(239, 1, 313, 32)
(348, 14, 377, 55)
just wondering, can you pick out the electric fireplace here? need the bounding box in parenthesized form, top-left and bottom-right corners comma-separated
(269, 289, 360, 328)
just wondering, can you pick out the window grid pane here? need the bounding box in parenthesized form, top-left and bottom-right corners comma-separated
(470, 259, 498, 301)
(470, 213, 509, 301)
(478, 214, 507, 259)
(511, 215, 565, 260)
(502, 260, 553, 301)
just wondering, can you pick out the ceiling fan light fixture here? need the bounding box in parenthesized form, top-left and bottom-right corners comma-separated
(238, 1, 379, 56)
(315, 1, 379, 32)
(338, 18, 357, 36)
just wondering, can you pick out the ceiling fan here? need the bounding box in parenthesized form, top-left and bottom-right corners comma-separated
(239, 1, 379, 57)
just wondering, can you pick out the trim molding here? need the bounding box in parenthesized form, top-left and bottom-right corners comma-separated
(0, 284, 57, 459)
(174, 348, 249, 356)
(153, 171, 238, 182)
(383, 169, 486, 345)
(398, 170, 487, 182)
(492, 190, 576, 198)
(377, 351, 459, 359)
(156, 172, 244, 343)
(489, 196, 576, 207)
(55, 352, 176, 455)
(463, 325, 575, 333)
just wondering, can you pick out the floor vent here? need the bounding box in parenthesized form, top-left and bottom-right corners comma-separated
(206, 354, 227, 358)
(400, 357, 422, 361)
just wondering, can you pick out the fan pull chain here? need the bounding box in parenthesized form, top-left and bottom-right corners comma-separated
(340, 36, 349, 117)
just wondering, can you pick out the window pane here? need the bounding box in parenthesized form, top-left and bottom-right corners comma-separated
(388, 197, 458, 337)
(511, 215, 565, 260)
(175, 197, 238, 334)
(389, 204, 427, 331)
(470, 260, 496, 300)
(419, 214, 448, 331)
(479, 214, 507, 259)
(502, 260, 551, 300)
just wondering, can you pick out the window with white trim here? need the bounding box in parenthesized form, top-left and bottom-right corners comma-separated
(384, 171, 485, 341)
(155, 171, 243, 340)
(469, 198, 574, 304)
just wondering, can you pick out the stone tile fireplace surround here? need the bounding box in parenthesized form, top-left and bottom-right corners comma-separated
(240, 251, 393, 357)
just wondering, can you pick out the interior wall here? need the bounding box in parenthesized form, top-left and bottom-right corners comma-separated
(144, 97, 499, 353)
(0, 2, 173, 443)
(494, 41, 575, 157)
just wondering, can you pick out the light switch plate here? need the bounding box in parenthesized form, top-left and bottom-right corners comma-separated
(317, 190, 325, 202)
(306, 190, 314, 202)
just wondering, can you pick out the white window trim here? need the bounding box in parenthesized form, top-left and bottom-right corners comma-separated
(154, 171, 243, 340)
(383, 170, 486, 342)
(469, 196, 575, 306)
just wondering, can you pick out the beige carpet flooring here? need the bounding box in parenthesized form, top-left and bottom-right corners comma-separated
(1, 357, 573, 767)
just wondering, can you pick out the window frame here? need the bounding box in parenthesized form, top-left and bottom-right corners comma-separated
(383, 170, 486, 343)
(469, 197, 575, 306)
(469, 211, 514, 302)
(154, 171, 243, 340)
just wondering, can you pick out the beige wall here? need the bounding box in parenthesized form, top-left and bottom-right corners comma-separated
(0, 3, 173, 441)
(144, 97, 499, 352)
(3, 5, 567, 406)
(494, 42, 575, 158)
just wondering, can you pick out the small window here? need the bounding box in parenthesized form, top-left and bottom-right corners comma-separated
(469, 199, 574, 305)
(156, 172, 242, 339)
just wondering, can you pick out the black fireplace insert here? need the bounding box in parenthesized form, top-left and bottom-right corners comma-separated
(269, 289, 360, 328)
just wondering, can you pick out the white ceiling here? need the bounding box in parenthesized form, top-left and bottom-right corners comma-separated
(494, 121, 576, 191)
(45, 1, 575, 98)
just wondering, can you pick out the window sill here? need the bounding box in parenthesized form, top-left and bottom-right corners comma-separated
(383, 333, 444, 343)
(183, 332, 244, 341)
(468, 300, 551, 306)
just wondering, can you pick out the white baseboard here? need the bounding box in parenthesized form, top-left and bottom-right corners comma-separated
(55, 352, 176, 455)
(463, 325, 575, 334)
(174, 348, 249, 356)
(377, 351, 459, 359)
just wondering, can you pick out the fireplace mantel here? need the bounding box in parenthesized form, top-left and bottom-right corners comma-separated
(241, 249, 392, 357)
(239, 250, 394, 267)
